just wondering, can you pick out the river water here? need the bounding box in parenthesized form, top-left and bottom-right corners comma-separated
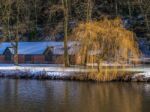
(0, 79, 150, 112)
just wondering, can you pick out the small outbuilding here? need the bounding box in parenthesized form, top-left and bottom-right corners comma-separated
(0, 42, 77, 64)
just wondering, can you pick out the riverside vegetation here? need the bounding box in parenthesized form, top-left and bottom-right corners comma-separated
(71, 17, 140, 81)
(0, 0, 148, 81)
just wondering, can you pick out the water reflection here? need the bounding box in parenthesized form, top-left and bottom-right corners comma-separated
(0, 79, 149, 112)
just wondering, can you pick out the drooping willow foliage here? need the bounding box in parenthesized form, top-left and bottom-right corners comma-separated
(72, 17, 140, 81)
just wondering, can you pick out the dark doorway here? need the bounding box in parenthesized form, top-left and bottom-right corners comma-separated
(45, 52, 53, 62)
(4, 48, 13, 62)
(25, 55, 32, 63)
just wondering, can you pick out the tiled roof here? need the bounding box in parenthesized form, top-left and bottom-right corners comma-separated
(0, 41, 147, 57)
(0, 42, 76, 55)
(17, 42, 63, 55)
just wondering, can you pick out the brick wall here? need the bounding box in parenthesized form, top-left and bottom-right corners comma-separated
(0, 54, 77, 64)
(0, 55, 5, 63)
(53, 55, 76, 64)
(18, 55, 25, 63)
(54, 55, 64, 64)
(33, 55, 45, 64)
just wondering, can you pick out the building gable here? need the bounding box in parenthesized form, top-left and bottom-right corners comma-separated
(43, 47, 53, 62)
(3, 47, 14, 55)
(3, 47, 13, 62)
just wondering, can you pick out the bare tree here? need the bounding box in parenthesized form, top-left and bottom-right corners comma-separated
(62, 0, 69, 67)
(0, 0, 27, 65)
(84, 0, 94, 66)
(50, 0, 70, 67)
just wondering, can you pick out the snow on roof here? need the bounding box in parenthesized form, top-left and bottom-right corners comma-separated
(0, 42, 77, 55)
(53, 46, 76, 55)
(0, 41, 149, 57)
(18, 42, 63, 55)
(0, 42, 12, 54)
(52, 42, 79, 55)
(8, 47, 15, 54)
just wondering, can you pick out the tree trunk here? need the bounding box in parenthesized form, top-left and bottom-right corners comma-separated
(84, 0, 92, 67)
(14, 35, 19, 65)
(62, 0, 70, 67)
(84, 47, 88, 67)
(14, 0, 19, 66)
(87, 0, 92, 22)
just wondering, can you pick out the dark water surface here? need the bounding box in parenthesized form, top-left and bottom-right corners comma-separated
(0, 79, 150, 112)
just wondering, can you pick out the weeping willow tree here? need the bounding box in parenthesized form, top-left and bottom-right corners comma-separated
(72, 17, 140, 81)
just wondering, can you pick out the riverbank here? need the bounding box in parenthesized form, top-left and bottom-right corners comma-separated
(0, 64, 150, 82)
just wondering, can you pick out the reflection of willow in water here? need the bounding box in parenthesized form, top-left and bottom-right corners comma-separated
(42, 82, 142, 112)
(47, 82, 142, 112)
(83, 83, 142, 112)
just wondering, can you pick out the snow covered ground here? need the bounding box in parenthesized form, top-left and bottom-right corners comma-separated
(0, 64, 88, 72)
(0, 64, 148, 71)
(0, 64, 149, 81)
(0, 64, 89, 80)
